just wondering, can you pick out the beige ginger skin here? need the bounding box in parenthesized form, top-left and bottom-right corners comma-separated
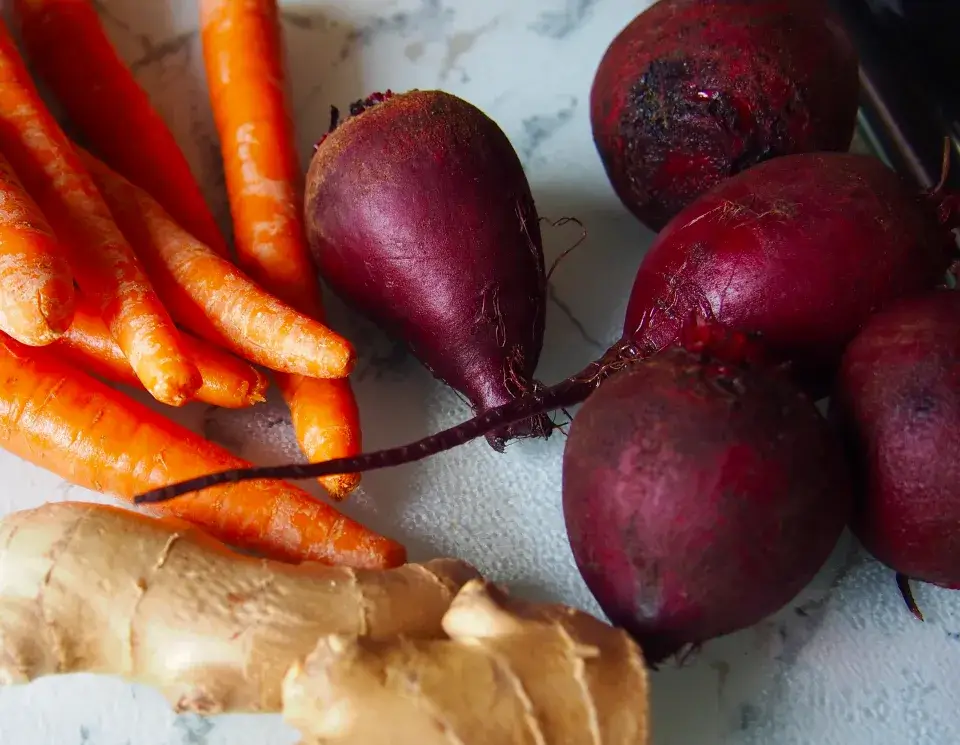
(0, 502, 649, 744)
(284, 579, 650, 745)
(0, 501, 479, 713)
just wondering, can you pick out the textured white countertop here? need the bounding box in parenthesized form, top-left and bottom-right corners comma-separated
(0, 0, 957, 743)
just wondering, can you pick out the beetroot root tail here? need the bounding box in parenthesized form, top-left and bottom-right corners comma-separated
(134, 372, 603, 505)
(133, 328, 765, 505)
(896, 573, 925, 622)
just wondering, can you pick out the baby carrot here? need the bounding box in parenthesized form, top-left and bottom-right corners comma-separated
(56, 294, 269, 409)
(0, 21, 200, 406)
(200, 0, 363, 498)
(0, 332, 405, 569)
(80, 149, 356, 379)
(12, 0, 231, 258)
(0, 149, 74, 345)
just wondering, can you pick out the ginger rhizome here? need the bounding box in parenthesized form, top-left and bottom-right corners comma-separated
(283, 580, 650, 745)
(0, 501, 479, 713)
(0, 502, 649, 744)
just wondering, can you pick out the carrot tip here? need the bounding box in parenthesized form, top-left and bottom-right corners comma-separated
(320, 472, 362, 501)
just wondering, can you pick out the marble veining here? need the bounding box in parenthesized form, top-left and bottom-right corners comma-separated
(529, 0, 602, 39)
(0, 0, 958, 743)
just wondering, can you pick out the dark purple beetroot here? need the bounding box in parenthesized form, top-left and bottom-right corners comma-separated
(305, 89, 548, 448)
(562, 346, 852, 664)
(590, 0, 860, 231)
(831, 289, 960, 609)
(622, 153, 957, 395)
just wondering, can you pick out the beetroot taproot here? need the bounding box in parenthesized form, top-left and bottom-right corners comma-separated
(830, 289, 960, 612)
(590, 0, 860, 231)
(562, 346, 852, 663)
(622, 152, 957, 394)
(305, 89, 548, 449)
(135, 154, 960, 506)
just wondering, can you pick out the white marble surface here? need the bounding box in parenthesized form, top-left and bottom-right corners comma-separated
(0, 0, 957, 743)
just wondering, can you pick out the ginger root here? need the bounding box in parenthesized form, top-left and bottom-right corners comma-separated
(0, 501, 479, 714)
(283, 580, 650, 745)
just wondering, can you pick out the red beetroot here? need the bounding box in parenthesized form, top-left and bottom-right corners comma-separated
(622, 153, 957, 394)
(831, 290, 960, 613)
(590, 0, 860, 231)
(562, 346, 852, 664)
(305, 90, 548, 449)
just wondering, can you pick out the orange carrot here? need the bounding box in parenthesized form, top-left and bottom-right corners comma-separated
(0, 148, 74, 345)
(56, 294, 269, 408)
(199, 0, 313, 301)
(12, 0, 231, 258)
(79, 149, 356, 379)
(0, 21, 200, 406)
(0, 332, 405, 568)
(200, 0, 363, 498)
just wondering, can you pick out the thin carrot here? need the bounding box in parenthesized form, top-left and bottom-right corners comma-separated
(0, 332, 405, 568)
(0, 148, 74, 345)
(12, 0, 231, 258)
(0, 21, 200, 405)
(79, 149, 356, 379)
(200, 0, 363, 498)
(56, 293, 269, 409)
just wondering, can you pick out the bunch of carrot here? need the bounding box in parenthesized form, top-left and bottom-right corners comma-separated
(0, 0, 390, 567)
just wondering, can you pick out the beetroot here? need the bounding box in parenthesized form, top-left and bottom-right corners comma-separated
(305, 89, 549, 448)
(622, 152, 957, 394)
(830, 289, 960, 613)
(590, 0, 860, 231)
(562, 346, 852, 664)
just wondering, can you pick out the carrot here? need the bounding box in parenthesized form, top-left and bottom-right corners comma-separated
(0, 148, 74, 345)
(0, 332, 405, 568)
(79, 149, 356, 379)
(12, 0, 231, 258)
(0, 21, 200, 406)
(200, 0, 363, 498)
(199, 0, 312, 298)
(56, 293, 269, 408)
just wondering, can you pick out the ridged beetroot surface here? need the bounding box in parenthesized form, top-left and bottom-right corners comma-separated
(562, 347, 852, 664)
(305, 90, 548, 448)
(831, 290, 960, 597)
(591, 0, 859, 231)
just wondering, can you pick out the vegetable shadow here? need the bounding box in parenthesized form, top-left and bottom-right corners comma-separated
(642, 532, 862, 745)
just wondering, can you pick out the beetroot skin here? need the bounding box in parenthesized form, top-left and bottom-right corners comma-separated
(622, 153, 957, 394)
(306, 90, 548, 447)
(562, 347, 852, 664)
(590, 0, 859, 231)
(831, 290, 960, 593)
